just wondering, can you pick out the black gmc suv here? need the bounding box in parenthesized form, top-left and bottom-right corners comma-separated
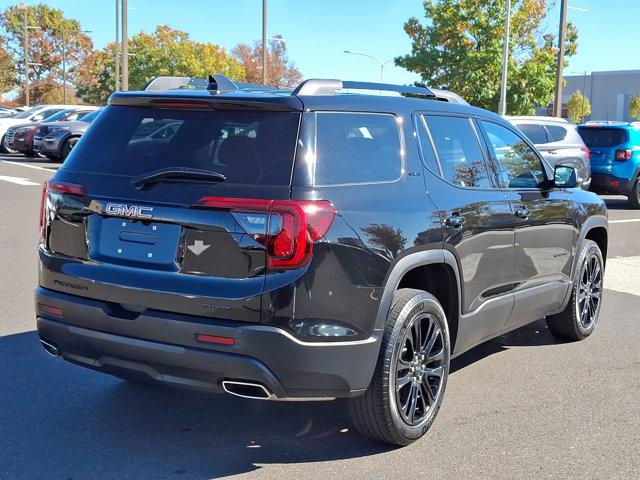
(36, 76, 608, 446)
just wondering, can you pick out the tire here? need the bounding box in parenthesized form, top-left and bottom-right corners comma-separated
(546, 239, 604, 341)
(0, 134, 16, 154)
(23, 149, 37, 158)
(628, 177, 640, 209)
(61, 137, 79, 160)
(348, 288, 450, 446)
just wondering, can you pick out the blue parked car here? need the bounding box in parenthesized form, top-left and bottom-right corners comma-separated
(578, 122, 640, 208)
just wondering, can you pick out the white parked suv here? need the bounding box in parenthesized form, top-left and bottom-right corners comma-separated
(0, 105, 74, 153)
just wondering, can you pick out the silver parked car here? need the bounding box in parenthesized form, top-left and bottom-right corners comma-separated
(506, 116, 591, 190)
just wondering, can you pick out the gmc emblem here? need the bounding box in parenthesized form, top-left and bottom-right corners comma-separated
(105, 203, 154, 219)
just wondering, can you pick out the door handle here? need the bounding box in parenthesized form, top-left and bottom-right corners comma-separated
(513, 206, 530, 220)
(445, 213, 465, 228)
(548, 149, 559, 154)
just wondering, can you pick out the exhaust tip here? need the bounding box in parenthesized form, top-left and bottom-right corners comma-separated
(222, 380, 274, 400)
(40, 339, 61, 357)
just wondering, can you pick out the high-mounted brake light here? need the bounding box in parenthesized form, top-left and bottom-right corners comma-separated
(192, 197, 336, 270)
(615, 149, 633, 161)
(149, 100, 213, 110)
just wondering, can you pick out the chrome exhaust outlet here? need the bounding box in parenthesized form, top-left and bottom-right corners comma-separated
(40, 339, 61, 357)
(222, 380, 275, 400)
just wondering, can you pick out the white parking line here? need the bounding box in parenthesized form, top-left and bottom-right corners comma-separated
(609, 219, 640, 224)
(1, 160, 56, 172)
(0, 175, 39, 186)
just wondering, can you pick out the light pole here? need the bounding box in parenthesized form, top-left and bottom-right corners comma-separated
(343, 50, 394, 83)
(115, 0, 120, 91)
(553, 0, 568, 117)
(121, 0, 128, 91)
(498, 0, 511, 116)
(262, 0, 267, 84)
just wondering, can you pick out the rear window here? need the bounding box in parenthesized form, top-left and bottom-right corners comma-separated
(314, 112, 402, 185)
(64, 105, 301, 185)
(578, 127, 629, 147)
(546, 125, 568, 142)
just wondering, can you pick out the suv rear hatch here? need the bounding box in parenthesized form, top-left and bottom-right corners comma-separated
(39, 97, 304, 323)
(577, 126, 629, 166)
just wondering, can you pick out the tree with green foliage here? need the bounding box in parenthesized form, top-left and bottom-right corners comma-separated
(396, 0, 578, 114)
(1, 4, 92, 104)
(566, 90, 590, 123)
(628, 94, 640, 120)
(77, 26, 244, 104)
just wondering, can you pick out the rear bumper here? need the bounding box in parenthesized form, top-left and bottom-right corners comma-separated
(590, 173, 635, 195)
(35, 287, 380, 399)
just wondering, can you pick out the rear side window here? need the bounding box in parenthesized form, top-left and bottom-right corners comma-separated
(423, 115, 492, 188)
(517, 123, 549, 144)
(64, 106, 301, 186)
(546, 125, 568, 142)
(578, 127, 629, 147)
(314, 112, 401, 185)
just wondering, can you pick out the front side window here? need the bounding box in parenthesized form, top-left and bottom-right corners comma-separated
(424, 115, 492, 188)
(481, 121, 546, 189)
(314, 112, 402, 185)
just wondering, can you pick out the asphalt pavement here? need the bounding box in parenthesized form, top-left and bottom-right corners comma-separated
(1, 155, 639, 479)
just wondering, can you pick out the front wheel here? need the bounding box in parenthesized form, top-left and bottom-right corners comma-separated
(348, 288, 450, 446)
(61, 137, 79, 160)
(546, 239, 604, 340)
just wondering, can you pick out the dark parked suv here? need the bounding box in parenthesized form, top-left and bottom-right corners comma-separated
(36, 76, 608, 446)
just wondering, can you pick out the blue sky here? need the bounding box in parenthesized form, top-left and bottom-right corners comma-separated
(1, 0, 639, 85)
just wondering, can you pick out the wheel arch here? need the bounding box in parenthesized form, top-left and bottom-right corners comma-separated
(374, 250, 462, 352)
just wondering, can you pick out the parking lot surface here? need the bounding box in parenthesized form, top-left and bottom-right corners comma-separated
(1, 155, 639, 479)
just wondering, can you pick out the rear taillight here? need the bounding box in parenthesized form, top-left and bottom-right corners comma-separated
(47, 181, 86, 196)
(39, 181, 86, 243)
(192, 197, 336, 270)
(615, 149, 633, 161)
(580, 146, 591, 161)
(39, 181, 48, 241)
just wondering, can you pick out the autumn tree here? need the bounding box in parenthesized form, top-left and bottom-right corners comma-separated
(396, 0, 578, 114)
(628, 94, 640, 120)
(77, 26, 244, 104)
(0, 38, 15, 96)
(566, 90, 590, 123)
(232, 35, 302, 86)
(1, 4, 92, 104)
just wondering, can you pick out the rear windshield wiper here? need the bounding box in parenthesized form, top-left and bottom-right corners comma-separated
(132, 167, 226, 189)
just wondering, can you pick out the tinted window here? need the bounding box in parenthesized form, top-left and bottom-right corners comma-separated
(482, 121, 546, 189)
(517, 123, 548, 144)
(64, 105, 301, 185)
(80, 109, 102, 123)
(314, 112, 401, 185)
(44, 109, 73, 123)
(578, 127, 629, 147)
(40, 109, 64, 120)
(415, 115, 441, 174)
(424, 115, 491, 188)
(546, 125, 568, 142)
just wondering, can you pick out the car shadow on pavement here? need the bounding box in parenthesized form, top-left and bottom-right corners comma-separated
(1, 323, 562, 479)
(602, 195, 631, 210)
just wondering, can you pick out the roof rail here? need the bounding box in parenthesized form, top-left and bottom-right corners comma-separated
(292, 79, 436, 98)
(429, 88, 468, 105)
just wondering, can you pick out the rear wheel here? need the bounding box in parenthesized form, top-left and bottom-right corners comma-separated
(348, 288, 450, 446)
(61, 137, 79, 160)
(628, 176, 640, 209)
(546, 239, 603, 340)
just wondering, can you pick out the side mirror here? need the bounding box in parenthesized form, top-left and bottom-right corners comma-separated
(553, 165, 579, 188)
